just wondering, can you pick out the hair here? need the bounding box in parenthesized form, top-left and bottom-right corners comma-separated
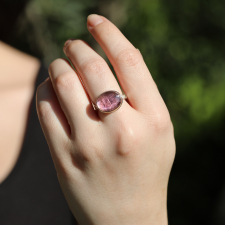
(0, 0, 30, 43)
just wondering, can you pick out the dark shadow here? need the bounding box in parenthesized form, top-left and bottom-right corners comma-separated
(86, 103, 101, 122)
(70, 150, 90, 172)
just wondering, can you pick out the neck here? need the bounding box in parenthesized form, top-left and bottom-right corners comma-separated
(0, 41, 40, 89)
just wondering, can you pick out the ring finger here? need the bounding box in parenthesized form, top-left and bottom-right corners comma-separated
(63, 39, 131, 120)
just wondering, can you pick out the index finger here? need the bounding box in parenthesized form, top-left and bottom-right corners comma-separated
(87, 14, 166, 114)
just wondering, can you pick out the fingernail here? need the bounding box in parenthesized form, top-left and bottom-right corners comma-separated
(63, 39, 75, 52)
(36, 79, 50, 103)
(87, 14, 104, 28)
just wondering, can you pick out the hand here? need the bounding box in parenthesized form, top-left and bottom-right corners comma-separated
(36, 14, 175, 225)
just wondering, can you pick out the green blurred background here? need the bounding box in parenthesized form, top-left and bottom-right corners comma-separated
(3, 0, 225, 224)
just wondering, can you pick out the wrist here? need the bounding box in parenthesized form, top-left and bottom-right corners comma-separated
(75, 195, 168, 225)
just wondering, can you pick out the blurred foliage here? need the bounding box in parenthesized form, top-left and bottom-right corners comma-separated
(10, 0, 225, 224)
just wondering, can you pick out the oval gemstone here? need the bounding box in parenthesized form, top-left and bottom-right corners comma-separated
(96, 91, 122, 113)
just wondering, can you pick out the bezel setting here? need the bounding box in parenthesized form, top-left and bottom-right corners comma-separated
(94, 90, 124, 113)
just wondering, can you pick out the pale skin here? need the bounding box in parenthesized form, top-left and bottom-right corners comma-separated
(0, 41, 40, 183)
(36, 14, 176, 225)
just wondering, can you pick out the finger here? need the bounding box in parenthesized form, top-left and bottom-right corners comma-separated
(36, 78, 70, 165)
(48, 58, 99, 133)
(63, 39, 131, 120)
(87, 14, 166, 113)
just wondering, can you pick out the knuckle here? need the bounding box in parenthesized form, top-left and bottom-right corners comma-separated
(54, 72, 76, 93)
(81, 58, 106, 75)
(116, 123, 141, 156)
(150, 111, 173, 133)
(115, 48, 141, 67)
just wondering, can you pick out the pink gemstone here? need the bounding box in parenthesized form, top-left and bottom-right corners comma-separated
(96, 91, 122, 113)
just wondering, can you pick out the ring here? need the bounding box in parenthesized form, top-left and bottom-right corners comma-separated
(92, 90, 127, 113)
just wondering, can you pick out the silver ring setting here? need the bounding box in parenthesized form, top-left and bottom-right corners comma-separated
(92, 90, 127, 113)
